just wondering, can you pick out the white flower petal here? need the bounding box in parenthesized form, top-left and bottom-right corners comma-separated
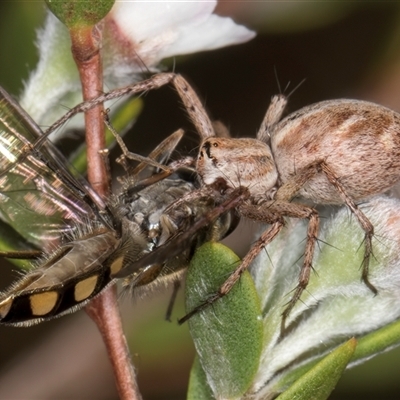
(156, 14, 256, 59)
(103, 0, 255, 82)
(109, 1, 216, 43)
(21, 2, 255, 138)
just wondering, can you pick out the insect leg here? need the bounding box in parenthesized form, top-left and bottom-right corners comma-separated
(0, 250, 42, 259)
(165, 280, 181, 322)
(103, 109, 181, 173)
(123, 155, 194, 195)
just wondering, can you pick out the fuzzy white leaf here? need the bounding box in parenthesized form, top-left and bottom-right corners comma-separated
(247, 195, 400, 397)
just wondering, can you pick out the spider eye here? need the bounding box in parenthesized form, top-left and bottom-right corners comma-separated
(213, 142, 218, 147)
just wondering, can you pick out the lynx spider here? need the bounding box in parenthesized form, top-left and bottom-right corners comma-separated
(44, 72, 400, 334)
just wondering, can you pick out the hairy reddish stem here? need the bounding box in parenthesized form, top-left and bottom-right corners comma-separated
(86, 287, 141, 399)
(69, 24, 141, 400)
(70, 26, 107, 196)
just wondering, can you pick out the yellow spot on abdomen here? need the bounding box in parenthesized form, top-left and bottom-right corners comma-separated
(74, 275, 99, 302)
(30, 291, 59, 316)
(0, 297, 12, 319)
(110, 257, 124, 275)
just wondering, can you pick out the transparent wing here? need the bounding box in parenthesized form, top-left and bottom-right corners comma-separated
(0, 87, 99, 250)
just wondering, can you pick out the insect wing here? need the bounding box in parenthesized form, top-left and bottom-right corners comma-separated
(0, 87, 97, 250)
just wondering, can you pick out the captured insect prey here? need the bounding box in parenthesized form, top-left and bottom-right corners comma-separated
(0, 85, 240, 326)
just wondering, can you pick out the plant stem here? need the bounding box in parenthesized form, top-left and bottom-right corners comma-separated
(69, 23, 141, 400)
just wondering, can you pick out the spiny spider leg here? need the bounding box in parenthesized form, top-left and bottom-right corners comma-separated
(178, 199, 319, 333)
(42, 73, 215, 147)
(165, 76, 324, 332)
(319, 162, 375, 292)
(274, 159, 376, 294)
(257, 94, 288, 143)
(178, 219, 284, 325)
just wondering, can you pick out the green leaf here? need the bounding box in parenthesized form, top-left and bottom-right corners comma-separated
(276, 338, 357, 400)
(45, 0, 114, 28)
(186, 242, 263, 399)
(352, 318, 400, 364)
(187, 357, 215, 400)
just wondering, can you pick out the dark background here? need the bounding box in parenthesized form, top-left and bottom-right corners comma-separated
(0, 2, 400, 399)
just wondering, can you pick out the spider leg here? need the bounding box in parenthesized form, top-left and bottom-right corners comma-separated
(179, 219, 284, 325)
(319, 161, 376, 294)
(275, 160, 376, 328)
